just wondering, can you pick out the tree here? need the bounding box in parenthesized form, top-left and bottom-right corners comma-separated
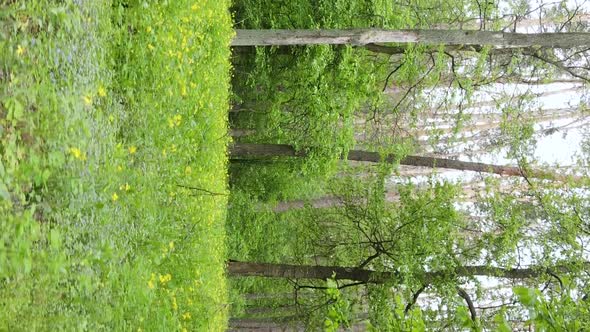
(232, 29, 590, 47)
(228, 260, 590, 328)
(230, 142, 577, 180)
(228, 260, 589, 283)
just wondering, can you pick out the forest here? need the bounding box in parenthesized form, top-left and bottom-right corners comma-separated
(2, 0, 590, 331)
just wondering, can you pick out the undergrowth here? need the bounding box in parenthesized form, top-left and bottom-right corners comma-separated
(1, 0, 233, 330)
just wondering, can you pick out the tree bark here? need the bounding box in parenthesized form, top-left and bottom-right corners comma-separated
(232, 29, 590, 48)
(227, 260, 590, 284)
(230, 143, 574, 180)
(228, 260, 395, 283)
(228, 318, 304, 332)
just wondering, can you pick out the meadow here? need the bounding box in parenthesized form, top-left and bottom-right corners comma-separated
(1, 1, 233, 330)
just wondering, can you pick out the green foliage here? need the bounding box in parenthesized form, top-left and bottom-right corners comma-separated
(229, 159, 330, 202)
(320, 175, 464, 281)
(477, 178, 535, 265)
(514, 286, 590, 331)
(367, 286, 426, 331)
(231, 0, 389, 184)
(1, 0, 233, 330)
(323, 278, 351, 332)
(232, 45, 378, 171)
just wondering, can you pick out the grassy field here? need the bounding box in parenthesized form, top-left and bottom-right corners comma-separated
(1, 1, 233, 330)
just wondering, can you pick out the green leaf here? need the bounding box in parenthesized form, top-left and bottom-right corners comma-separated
(456, 306, 473, 328)
(493, 313, 512, 332)
(514, 286, 536, 306)
(23, 256, 32, 274)
(0, 180, 9, 201)
(50, 228, 61, 249)
(6, 98, 24, 122)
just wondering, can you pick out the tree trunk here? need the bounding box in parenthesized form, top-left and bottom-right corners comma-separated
(227, 260, 590, 284)
(230, 143, 575, 180)
(228, 260, 395, 283)
(232, 29, 590, 48)
(228, 318, 304, 332)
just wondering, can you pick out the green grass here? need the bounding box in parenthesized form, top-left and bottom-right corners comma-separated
(1, 0, 233, 330)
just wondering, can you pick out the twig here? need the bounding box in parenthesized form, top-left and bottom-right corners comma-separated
(176, 184, 227, 196)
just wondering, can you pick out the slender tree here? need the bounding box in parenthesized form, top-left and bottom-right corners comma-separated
(232, 29, 590, 47)
(230, 142, 577, 180)
(228, 260, 589, 284)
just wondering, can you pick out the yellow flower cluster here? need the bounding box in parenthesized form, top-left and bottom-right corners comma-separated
(119, 183, 131, 192)
(16, 45, 25, 56)
(69, 147, 87, 161)
(98, 86, 107, 97)
(83, 95, 93, 106)
(159, 273, 172, 285)
(167, 114, 182, 128)
(111, 182, 131, 203)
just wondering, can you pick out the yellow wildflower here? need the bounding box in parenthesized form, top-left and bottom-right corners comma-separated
(171, 296, 178, 311)
(128, 145, 137, 154)
(119, 183, 131, 192)
(69, 147, 86, 161)
(168, 114, 182, 128)
(112, 192, 119, 202)
(117, 165, 123, 172)
(182, 312, 191, 320)
(184, 166, 192, 175)
(146, 26, 152, 33)
(147, 44, 155, 51)
(16, 45, 25, 56)
(83, 95, 93, 106)
(169, 241, 174, 250)
(98, 86, 107, 97)
(159, 273, 172, 285)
